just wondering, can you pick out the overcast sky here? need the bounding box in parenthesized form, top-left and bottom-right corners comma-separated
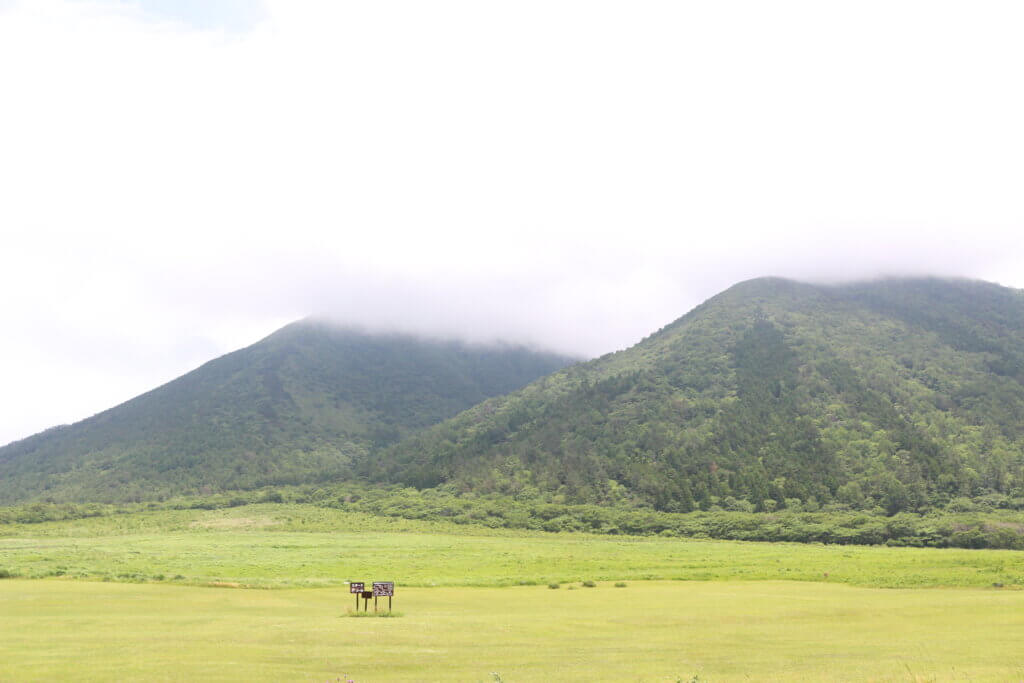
(1, 0, 1022, 447)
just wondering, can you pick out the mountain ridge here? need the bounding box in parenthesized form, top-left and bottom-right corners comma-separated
(371, 276, 1024, 514)
(5, 275, 1024, 513)
(0, 320, 578, 503)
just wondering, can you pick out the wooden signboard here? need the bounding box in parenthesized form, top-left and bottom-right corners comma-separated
(350, 582, 365, 610)
(347, 581, 396, 611)
(373, 581, 395, 611)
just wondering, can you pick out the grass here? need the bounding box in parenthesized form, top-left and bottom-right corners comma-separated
(2, 503, 1024, 589)
(4, 504, 1024, 679)
(2, 579, 1024, 681)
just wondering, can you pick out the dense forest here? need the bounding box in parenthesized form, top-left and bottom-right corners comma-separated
(370, 277, 1024, 515)
(0, 321, 576, 503)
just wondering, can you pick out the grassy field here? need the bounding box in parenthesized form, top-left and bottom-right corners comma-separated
(2, 579, 1024, 681)
(2, 504, 1024, 589)
(3, 504, 1024, 680)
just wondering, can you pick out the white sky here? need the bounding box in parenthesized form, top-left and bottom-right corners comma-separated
(1, 0, 1022, 447)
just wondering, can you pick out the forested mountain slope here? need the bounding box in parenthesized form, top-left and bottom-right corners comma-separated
(372, 278, 1024, 514)
(0, 321, 577, 503)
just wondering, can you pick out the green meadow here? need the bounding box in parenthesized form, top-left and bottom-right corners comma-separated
(3, 504, 1024, 680)
(3, 504, 1024, 589)
(3, 580, 1024, 681)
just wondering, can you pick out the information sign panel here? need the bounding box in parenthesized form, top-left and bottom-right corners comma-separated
(349, 582, 364, 593)
(372, 581, 394, 597)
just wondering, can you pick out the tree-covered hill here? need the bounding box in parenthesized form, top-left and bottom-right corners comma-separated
(0, 321, 577, 503)
(371, 277, 1024, 514)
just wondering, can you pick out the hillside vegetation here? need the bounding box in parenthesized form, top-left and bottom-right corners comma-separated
(6, 276, 1024, 524)
(373, 277, 1024, 515)
(0, 321, 576, 503)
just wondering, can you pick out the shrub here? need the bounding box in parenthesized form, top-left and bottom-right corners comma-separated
(946, 497, 976, 512)
(581, 580, 596, 587)
(547, 583, 560, 589)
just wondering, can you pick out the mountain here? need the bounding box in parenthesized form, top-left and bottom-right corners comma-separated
(373, 277, 1024, 514)
(0, 320, 578, 503)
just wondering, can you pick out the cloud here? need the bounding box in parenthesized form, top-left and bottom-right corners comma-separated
(128, 0, 267, 32)
(1, 0, 1022, 444)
